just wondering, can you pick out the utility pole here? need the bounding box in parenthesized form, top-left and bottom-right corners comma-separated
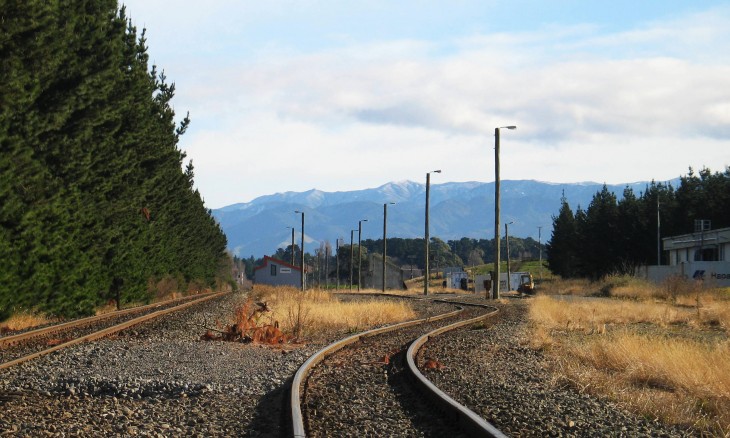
(657, 199, 661, 265)
(358, 219, 368, 291)
(383, 202, 395, 292)
(492, 125, 516, 299)
(350, 230, 355, 291)
(336, 238, 341, 290)
(325, 244, 329, 289)
(424, 170, 441, 295)
(295, 211, 305, 291)
(505, 222, 513, 292)
(538, 226, 543, 281)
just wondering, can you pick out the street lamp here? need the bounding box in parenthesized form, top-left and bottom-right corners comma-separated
(505, 221, 513, 291)
(383, 202, 395, 292)
(286, 226, 295, 266)
(424, 170, 441, 295)
(493, 125, 516, 300)
(294, 211, 305, 291)
(350, 229, 357, 291)
(358, 219, 368, 291)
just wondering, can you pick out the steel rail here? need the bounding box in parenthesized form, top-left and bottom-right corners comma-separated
(0, 292, 218, 348)
(0, 292, 226, 371)
(290, 301, 464, 438)
(406, 301, 506, 438)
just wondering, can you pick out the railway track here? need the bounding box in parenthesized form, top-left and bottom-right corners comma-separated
(291, 296, 504, 437)
(0, 292, 225, 370)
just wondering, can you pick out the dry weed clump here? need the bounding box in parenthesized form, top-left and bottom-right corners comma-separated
(250, 285, 417, 340)
(0, 310, 55, 333)
(201, 298, 289, 344)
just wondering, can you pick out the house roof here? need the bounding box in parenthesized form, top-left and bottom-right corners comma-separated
(253, 255, 302, 272)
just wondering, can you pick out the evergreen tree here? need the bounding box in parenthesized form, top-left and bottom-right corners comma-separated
(546, 196, 580, 278)
(0, 1, 230, 319)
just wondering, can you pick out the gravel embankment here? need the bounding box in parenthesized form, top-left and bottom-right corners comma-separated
(0, 292, 456, 437)
(419, 299, 693, 437)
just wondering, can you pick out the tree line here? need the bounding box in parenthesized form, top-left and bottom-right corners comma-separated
(546, 167, 730, 280)
(0, 1, 230, 319)
(236, 234, 542, 283)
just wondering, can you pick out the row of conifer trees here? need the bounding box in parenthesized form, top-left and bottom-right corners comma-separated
(0, 1, 230, 319)
(546, 167, 730, 280)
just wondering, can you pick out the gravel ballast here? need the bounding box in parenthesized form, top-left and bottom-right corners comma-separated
(0, 292, 697, 436)
(0, 292, 313, 436)
(418, 299, 693, 437)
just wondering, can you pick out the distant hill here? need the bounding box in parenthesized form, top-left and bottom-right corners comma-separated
(212, 179, 668, 258)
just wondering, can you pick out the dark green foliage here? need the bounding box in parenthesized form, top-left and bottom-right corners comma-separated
(0, 1, 230, 319)
(358, 235, 542, 273)
(546, 167, 729, 279)
(546, 196, 581, 278)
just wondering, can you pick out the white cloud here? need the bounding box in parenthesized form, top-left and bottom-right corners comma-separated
(124, 2, 730, 207)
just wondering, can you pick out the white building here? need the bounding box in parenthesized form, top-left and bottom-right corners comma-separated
(639, 226, 730, 286)
(664, 226, 729, 265)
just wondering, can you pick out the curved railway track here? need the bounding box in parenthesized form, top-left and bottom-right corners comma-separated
(0, 292, 225, 371)
(291, 296, 504, 437)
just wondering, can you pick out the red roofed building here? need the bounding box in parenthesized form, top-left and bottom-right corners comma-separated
(253, 256, 302, 288)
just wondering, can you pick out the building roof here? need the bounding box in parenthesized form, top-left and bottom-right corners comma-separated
(253, 255, 302, 272)
(663, 226, 730, 251)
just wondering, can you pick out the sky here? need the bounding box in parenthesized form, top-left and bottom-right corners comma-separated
(121, 0, 730, 209)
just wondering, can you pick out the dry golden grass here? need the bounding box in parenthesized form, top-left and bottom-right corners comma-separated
(530, 295, 702, 330)
(250, 285, 417, 340)
(555, 333, 730, 434)
(529, 293, 730, 435)
(0, 310, 56, 332)
(537, 275, 730, 331)
(538, 277, 596, 296)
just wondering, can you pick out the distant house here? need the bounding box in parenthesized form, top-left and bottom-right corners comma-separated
(253, 256, 302, 288)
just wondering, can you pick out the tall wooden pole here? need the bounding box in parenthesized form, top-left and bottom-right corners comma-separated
(493, 128, 501, 300)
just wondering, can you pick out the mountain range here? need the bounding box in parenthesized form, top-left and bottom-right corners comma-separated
(212, 179, 665, 258)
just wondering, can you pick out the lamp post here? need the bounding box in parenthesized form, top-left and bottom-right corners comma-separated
(358, 219, 368, 291)
(505, 221, 513, 291)
(383, 202, 395, 292)
(493, 125, 516, 300)
(294, 211, 305, 291)
(286, 226, 295, 266)
(350, 229, 356, 291)
(424, 170, 441, 295)
(538, 226, 543, 281)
